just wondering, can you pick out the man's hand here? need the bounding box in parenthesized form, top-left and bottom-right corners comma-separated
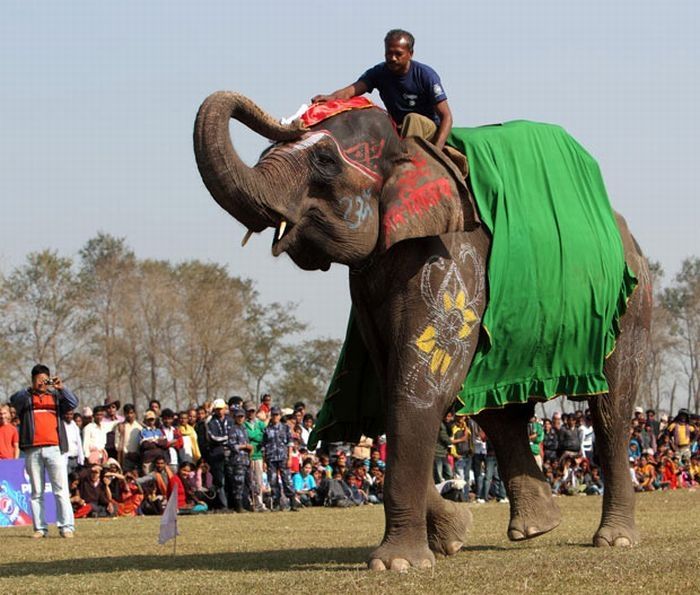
(311, 94, 332, 104)
(311, 81, 368, 105)
(52, 376, 64, 391)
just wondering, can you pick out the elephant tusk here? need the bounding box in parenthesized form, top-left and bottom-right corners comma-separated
(277, 220, 287, 240)
(241, 229, 254, 247)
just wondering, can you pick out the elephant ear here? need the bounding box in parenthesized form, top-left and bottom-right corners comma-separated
(378, 138, 480, 252)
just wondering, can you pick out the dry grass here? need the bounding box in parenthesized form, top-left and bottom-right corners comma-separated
(0, 489, 697, 594)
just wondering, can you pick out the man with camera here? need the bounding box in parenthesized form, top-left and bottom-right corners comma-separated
(10, 364, 78, 538)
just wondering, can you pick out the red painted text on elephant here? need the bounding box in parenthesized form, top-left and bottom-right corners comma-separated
(383, 156, 452, 245)
(344, 139, 385, 174)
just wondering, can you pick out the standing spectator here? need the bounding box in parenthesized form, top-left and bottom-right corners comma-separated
(177, 410, 201, 465)
(0, 403, 20, 459)
(259, 393, 272, 418)
(206, 399, 234, 510)
(434, 412, 453, 483)
(640, 423, 657, 455)
(160, 409, 183, 473)
(103, 396, 122, 460)
(10, 364, 77, 538)
(195, 405, 210, 462)
(542, 419, 558, 464)
(580, 415, 595, 461)
(82, 405, 109, 465)
(243, 400, 267, 512)
(61, 409, 84, 473)
(472, 425, 487, 502)
(481, 438, 507, 502)
(139, 410, 166, 474)
(229, 407, 253, 512)
(665, 409, 696, 463)
(115, 404, 142, 472)
(646, 409, 661, 437)
(451, 415, 472, 498)
(557, 415, 581, 460)
(528, 415, 544, 470)
(352, 435, 374, 463)
(300, 413, 315, 448)
(81, 406, 93, 427)
(263, 406, 298, 511)
(148, 399, 162, 419)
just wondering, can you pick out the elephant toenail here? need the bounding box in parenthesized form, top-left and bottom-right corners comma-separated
(390, 558, 410, 572)
(613, 537, 632, 547)
(368, 558, 387, 571)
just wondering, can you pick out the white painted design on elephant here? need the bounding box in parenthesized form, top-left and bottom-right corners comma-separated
(400, 244, 485, 409)
(340, 189, 373, 229)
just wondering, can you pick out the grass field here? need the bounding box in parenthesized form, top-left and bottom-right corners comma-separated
(0, 489, 697, 594)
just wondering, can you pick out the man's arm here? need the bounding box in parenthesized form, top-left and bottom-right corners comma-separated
(433, 100, 453, 151)
(312, 80, 369, 104)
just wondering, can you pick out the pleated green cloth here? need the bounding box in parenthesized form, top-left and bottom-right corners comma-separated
(447, 121, 636, 415)
(309, 120, 636, 447)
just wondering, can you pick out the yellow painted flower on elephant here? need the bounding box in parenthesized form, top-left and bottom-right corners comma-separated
(415, 289, 477, 376)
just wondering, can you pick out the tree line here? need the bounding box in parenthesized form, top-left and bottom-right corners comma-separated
(0, 233, 341, 413)
(641, 257, 700, 415)
(1, 234, 697, 416)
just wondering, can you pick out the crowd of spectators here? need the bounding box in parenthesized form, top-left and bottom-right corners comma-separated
(1, 392, 697, 520)
(436, 405, 699, 502)
(0, 394, 386, 517)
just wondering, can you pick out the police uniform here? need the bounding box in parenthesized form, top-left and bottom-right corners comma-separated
(228, 417, 250, 512)
(263, 417, 297, 510)
(206, 410, 234, 509)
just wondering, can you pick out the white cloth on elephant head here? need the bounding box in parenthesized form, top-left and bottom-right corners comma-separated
(280, 104, 309, 125)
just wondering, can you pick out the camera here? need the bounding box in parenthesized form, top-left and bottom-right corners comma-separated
(43, 377, 57, 386)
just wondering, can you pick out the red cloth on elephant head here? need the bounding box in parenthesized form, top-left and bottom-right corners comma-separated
(301, 97, 377, 128)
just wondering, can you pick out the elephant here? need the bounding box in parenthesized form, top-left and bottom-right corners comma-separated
(194, 92, 651, 571)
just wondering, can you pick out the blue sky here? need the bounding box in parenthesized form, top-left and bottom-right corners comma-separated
(1, 1, 698, 339)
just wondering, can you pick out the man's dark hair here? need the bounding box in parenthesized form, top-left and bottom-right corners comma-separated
(154, 455, 166, 464)
(161, 408, 175, 419)
(384, 29, 414, 51)
(303, 413, 314, 423)
(293, 401, 306, 411)
(123, 403, 136, 414)
(149, 399, 161, 408)
(261, 393, 271, 402)
(228, 396, 243, 407)
(93, 405, 106, 415)
(31, 364, 50, 378)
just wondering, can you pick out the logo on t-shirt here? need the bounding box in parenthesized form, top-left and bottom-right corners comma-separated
(432, 83, 444, 99)
(402, 93, 417, 108)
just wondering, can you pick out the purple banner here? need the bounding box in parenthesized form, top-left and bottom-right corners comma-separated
(0, 459, 57, 527)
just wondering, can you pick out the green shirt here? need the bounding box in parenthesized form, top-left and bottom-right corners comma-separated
(244, 418, 266, 461)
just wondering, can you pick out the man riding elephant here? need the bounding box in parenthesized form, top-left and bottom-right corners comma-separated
(312, 29, 467, 175)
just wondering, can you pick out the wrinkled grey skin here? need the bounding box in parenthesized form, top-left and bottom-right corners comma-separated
(194, 92, 651, 571)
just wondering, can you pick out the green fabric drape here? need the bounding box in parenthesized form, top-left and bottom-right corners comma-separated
(447, 121, 636, 414)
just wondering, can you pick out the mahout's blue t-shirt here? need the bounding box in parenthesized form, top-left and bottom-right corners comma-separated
(359, 60, 447, 125)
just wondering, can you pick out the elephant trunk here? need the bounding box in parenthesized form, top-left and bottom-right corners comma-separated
(193, 91, 306, 232)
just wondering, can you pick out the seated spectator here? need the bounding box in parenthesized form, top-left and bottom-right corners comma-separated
(661, 454, 679, 490)
(363, 448, 386, 472)
(584, 467, 604, 495)
(292, 458, 317, 507)
(115, 470, 144, 517)
(78, 463, 115, 517)
(194, 458, 216, 504)
(636, 454, 656, 491)
(368, 466, 384, 503)
(168, 462, 208, 514)
(352, 435, 373, 463)
(689, 454, 700, 485)
(69, 472, 92, 519)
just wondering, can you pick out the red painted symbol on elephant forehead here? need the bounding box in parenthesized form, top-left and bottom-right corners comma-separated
(344, 139, 386, 174)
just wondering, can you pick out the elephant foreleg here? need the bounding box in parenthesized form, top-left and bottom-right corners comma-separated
(474, 402, 561, 541)
(368, 396, 440, 571)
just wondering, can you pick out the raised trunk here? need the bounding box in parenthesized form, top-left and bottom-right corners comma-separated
(193, 92, 306, 231)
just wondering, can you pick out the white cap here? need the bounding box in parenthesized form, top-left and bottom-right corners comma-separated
(212, 398, 227, 410)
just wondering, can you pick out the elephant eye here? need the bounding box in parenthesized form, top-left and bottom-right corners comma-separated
(310, 148, 342, 182)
